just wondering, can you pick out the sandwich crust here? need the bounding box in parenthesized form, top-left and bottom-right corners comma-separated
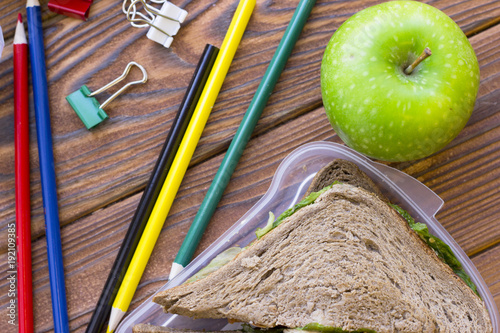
(153, 183, 492, 332)
(304, 159, 385, 200)
(132, 324, 242, 333)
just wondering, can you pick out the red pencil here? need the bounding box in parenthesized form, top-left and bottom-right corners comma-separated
(14, 13, 33, 333)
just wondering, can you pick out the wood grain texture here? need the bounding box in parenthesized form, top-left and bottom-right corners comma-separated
(1, 0, 500, 332)
(1, 0, 500, 253)
(0, 103, 499, 331)
(472, 244, 500, 313)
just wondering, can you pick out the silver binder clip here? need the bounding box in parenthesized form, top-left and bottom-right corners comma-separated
(123, 0, 188, 48)
(89, 61, 148, 110)
(66, 62, 148, 129)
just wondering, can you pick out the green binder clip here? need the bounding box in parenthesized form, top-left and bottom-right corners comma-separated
(66, 61, 148, 129)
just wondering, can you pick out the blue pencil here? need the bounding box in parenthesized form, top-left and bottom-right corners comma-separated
(27, 1, 70, 332)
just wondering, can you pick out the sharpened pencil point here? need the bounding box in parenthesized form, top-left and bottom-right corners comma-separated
(169, 262, 185, 280)
(14, 14, 27, 45)
(107, 307, 126, 333)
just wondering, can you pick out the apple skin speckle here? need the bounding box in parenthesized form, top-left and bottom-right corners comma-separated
(320, 1, 480, 162)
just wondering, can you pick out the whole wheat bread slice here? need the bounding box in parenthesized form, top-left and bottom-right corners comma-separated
(153, 184, 491, 332)
(142, 159, 492, 332)
(304, 159, 385, 199)
(132, 324, 242, 333)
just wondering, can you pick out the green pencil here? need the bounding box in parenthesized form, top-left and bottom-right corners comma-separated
(169, 0, 317, 280)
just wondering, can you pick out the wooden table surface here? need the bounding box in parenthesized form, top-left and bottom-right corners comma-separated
(0, 0, 499, 332)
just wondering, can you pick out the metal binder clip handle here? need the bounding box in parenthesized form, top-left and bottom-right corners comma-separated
(122, 0, 154, 28)
(123, 0, 188, 48)
(89, 61, 148, 109)
(66, 62, 148, 129)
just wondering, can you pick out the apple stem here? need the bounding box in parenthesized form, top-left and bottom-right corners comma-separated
(404, 47, 432, 75)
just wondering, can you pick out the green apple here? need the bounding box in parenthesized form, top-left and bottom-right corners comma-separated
(321, 1, 480, 161)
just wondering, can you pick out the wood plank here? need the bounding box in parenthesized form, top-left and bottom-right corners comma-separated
(439, 0, 500, 36)
(1, 101, 499, 331)
(471, 244, 500, 315)
(2, 16, 500, 321)
(1, 0, 500, 253)
(0, 108, 336, 332)
(1, 0, 499, 42)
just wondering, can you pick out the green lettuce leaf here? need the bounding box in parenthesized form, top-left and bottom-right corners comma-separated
(390, 204, 479, 296)
(186, 247, 242, 283)
(256, 182, 341, 240)
(256, 212, 276, 239)
(299, 323, 376, 333)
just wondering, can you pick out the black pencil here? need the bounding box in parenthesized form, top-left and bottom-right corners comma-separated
(85, 44, 219, 333)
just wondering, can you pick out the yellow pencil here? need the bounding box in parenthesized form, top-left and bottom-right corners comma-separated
(106, 0, 256, 332)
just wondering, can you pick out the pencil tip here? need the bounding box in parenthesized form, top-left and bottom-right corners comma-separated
(14, 13, 27, 44)
(168, 262, 185, 281)
(107, 307, 126, 333)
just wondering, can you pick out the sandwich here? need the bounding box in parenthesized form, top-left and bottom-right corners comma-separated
(134, 159, 492, 333)
(133, 325, 243, 333)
